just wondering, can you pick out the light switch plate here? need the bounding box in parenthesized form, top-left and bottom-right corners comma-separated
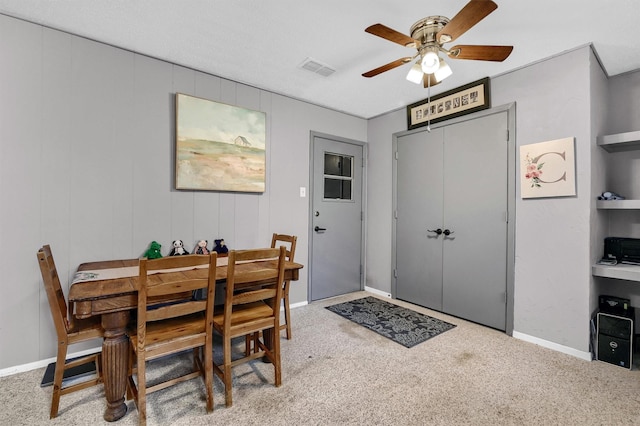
(300, 187, 306, 197)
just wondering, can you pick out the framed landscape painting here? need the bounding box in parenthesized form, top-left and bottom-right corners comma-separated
(175, 93, 266, 192)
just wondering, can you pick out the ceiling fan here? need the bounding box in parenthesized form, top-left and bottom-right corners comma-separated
(362, 0, 513, 87)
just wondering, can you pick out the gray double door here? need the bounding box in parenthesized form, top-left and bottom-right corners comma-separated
(394, 111, 509, 330)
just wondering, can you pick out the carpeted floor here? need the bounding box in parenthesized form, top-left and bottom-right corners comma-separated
(2, 291, 640, 425)
(326, 296, 456, 348)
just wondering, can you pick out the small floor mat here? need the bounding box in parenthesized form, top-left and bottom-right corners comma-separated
(326, 296, 456, 348)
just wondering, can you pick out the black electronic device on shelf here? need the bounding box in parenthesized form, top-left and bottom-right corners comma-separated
(604, 237, 640, 264)
(599, 295, 632, 317)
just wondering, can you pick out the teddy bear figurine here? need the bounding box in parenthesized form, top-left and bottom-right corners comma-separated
(194, 239, 210, 255)
(168, 239, 189, 256)
(144, 241, 163, 259)
(213, 238, 228, 254)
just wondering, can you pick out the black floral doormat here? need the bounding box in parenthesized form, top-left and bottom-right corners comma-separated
(326, 296, 456, 348)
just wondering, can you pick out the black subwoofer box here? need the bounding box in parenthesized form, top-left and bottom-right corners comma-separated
(597, 311, 634, 369)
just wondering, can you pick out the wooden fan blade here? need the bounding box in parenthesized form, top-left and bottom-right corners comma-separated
(365, 24, 417, 48)
(436, 0, 498, 44)
(362, 57, 413, 78)
(423, 73, 442, 88)
(449, 45, 513, 61)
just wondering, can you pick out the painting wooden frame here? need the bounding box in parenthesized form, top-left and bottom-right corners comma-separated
(519, 137, 576, 199)
(175, 93, 266, 192)
(406, 77, 490, 130)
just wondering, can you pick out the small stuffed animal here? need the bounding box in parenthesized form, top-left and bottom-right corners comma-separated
(168, 239, 189, 256)
(598, 191, 626, 200)
(194, 240, 210, 255)
(213, 239, 228, 254)
(144, 241, 163, 259)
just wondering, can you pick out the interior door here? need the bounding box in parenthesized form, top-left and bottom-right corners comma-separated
(442, 112, 508, 330)
(310, 135, 363, 301)
(395, 129, 444, 310)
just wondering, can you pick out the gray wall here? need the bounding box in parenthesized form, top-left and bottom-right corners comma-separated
(0, 15, 366, 370)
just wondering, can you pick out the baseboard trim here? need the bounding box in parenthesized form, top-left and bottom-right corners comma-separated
(512, 330, 592, 361)
(0, 346, 101, 378)
(290, 300, 308, 309)
(364, 286, 391, 299)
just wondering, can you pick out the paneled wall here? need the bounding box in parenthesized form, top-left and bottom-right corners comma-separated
(0, 15, 367, 370)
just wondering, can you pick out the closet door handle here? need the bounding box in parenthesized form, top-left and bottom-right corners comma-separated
(427, 228, 443, 235)
(443, 229, 454, 236)
(314, 226, 327, 232)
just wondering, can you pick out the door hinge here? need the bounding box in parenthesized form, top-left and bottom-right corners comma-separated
(360, 265, 364, 276)
(394, 210, 398, 219)
(505, 129, 510, 141)
(393, 269, 398, 278)
(395, 151, 399, 160)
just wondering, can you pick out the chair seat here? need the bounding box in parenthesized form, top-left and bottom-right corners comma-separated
(213, 301, 273, 331)
(67, 316, 103, 341)
(129, 313, 207, 360)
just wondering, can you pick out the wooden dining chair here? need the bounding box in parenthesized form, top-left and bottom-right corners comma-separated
(126, 253, 217, 426)
(213, 246, 286, 407)
(37, 245, 104, 419)
(271, 233, 297, 339)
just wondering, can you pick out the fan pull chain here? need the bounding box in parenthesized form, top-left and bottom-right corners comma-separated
(426, 75, 431, 132)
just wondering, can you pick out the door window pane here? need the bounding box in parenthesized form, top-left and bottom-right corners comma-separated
(324, 153, 353, 200)
(324, 153, 352, 177)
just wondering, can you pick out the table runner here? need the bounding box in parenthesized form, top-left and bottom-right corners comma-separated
(72, 256, 231, 284)
(72, 255, 277, 284)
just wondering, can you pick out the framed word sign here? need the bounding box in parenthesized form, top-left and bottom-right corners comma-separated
(406, 77, 490, 130)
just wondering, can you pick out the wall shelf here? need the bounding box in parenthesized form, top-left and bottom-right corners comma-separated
(596, 200, 640, 209)
(597, 130, 640, 152)
(593, 263, 640, 282)
(594, 131, 640, 284)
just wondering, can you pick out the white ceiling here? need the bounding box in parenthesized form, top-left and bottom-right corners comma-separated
(2, 0, 640, 119)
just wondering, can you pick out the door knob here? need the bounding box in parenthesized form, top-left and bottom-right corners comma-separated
(314, 226, 327, 232)
(443, 229, 454, 236)
(427, 228, 443, 235)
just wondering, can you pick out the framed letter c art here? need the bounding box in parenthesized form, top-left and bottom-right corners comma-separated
(519, 137, 576, 199)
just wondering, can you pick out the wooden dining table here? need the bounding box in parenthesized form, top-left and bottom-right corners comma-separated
(68, 255, 303, 422)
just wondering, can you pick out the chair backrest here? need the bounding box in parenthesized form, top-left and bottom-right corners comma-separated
(270, 234, 297, 262)
(136, 253, 217, 356)
(37, 245, 71, 337)
(221, 247, 286, 332)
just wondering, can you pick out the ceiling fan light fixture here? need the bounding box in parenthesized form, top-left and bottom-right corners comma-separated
(421, 50, 440, 74)
(406, 63, 424, 84)
(434, 58, 452, 82)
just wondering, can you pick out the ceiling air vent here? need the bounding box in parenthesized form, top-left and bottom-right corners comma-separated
(299, 57, 336, 77)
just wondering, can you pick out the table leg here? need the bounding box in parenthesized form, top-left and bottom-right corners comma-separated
(101, 311, 130, 422)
